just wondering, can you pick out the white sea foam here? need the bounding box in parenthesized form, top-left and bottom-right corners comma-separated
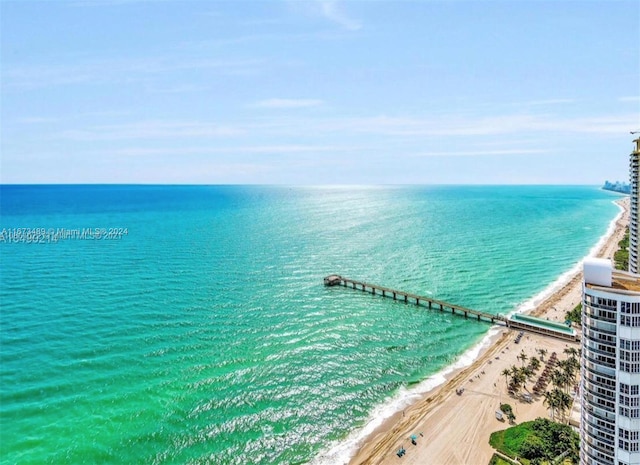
(310, 199, 625, 465)
(309, 326, 502, 465)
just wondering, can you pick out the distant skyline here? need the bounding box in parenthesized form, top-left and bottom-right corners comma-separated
(1, 0, 639, 184)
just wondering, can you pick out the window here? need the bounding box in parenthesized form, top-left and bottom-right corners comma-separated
(597, 297, 618, 308)
(620, 362, 640, 373)
(618, 439, 639, 451)
(621, 351, 640, 361)
(621, 302, 640, 314)
(619, 394, 640, 407)
(620, 339, 640, 351)
(618, 428, 640, 452)
(619, 406, 640, 418)
(620, 315, 640, 327)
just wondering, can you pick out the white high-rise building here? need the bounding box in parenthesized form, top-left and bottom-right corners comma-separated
(630, 138, 639, 274)
(580, 258, 640, 465)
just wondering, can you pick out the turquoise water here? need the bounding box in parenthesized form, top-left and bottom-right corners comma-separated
(0, 185, 621, 464)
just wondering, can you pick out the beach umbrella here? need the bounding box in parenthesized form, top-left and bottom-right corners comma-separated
(410, 434, 417, 441)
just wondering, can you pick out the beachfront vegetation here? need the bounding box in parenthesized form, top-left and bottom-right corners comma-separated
(489, 418, 580, 465)
(505, 354, 542, 399)
(541, 350, 579, 422)
(542, 388, 572, 422)
(614, 227, 630, 270)
(490, 350, 580, 464)
(500, 404, 516, 423)
(565, 303, 581, 326)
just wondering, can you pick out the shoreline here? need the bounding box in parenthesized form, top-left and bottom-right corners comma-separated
(334, 196, 629, 465)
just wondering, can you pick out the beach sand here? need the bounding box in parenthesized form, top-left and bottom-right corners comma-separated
(349, 197, 629, 465)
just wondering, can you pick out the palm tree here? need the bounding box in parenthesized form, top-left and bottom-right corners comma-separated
(522, 365, 534, 383)
(509, 365, 521, 391)
(562, 363, 578, 390)
(544, 387, 574, 423)
(556, 389, 573, 423)
(543, 390, 558, 420)
(564, 347, 579, 360)
(564, 354, 580, 375)
(518, 350, 528, 367)
(537, 348, 547, 362)
(551, 369, 570, 392)
(511, 369, 526, 395)
(529, 356, 541, 372)
(501, 368, 511, 390)
(556, 360, 577, 393)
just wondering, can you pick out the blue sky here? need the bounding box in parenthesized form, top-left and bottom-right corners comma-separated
(1, 0, 639, 184)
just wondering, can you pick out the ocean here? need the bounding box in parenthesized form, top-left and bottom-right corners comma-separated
(0, 185, 622, 464)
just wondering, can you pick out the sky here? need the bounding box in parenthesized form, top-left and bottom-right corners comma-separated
(1, 0, 639, 184)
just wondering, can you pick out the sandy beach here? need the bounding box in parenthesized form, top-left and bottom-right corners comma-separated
(349, 197, 629, 465)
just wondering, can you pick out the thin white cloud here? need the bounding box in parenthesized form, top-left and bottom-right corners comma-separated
(177, 30, 347, 52)
(618, 96, 640, 102)
(296, 113, 639, 137)
(58, 121, 244, 141)
(524, 99, 575, 106)
(3, 57, 264, 89)
(147, 84, 210, 94)
(15, 117, 60, 124)
(110, 145, 356, 157)
(411, 149, 549, 157)
(69, 0, 169, 6)
(320, 0, 362, 31)
(253, 98, 324, 109)
(40, 112, 638, 153)
(317, 0, 362, 31)
(288, 0, 361, 31)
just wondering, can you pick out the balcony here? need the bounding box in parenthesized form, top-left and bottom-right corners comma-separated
(583, 446, 615, 465)
(583, 340, 617, 358)
(584, 352, 616, 369)
(584, 404, 617, 423)
(585, 359, 616, 377)
(583, 319, 617, 336)
(582, 330, 616, 347)
(583, 384, 616, 404)
(583, 415, 615, 435)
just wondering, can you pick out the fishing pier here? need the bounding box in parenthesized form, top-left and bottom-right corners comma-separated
(323, 275, 578, 341)
(324, 275, 506, 325)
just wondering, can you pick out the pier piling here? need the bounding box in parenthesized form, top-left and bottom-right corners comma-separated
(324, 275, 505, 326)
(324, 275, 578, 341)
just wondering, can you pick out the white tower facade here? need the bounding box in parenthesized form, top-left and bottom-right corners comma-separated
(630, 138, 639, 274)
(580, 258, 640, 465)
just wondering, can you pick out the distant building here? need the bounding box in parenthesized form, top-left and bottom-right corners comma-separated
(603, 180, 631, 195)
(630, 138, 640, 274)
(580, 258, 640, 465)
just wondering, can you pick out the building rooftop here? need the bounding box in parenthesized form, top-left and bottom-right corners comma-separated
(509, 313, 576, 336)
(583, 257, 640, 293)
(611, 270, 640, 292)
(585, 270, 640, 293)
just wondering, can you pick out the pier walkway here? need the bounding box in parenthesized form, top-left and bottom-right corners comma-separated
(324, 275, 506, 325)
(324, 275, 579, 342)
